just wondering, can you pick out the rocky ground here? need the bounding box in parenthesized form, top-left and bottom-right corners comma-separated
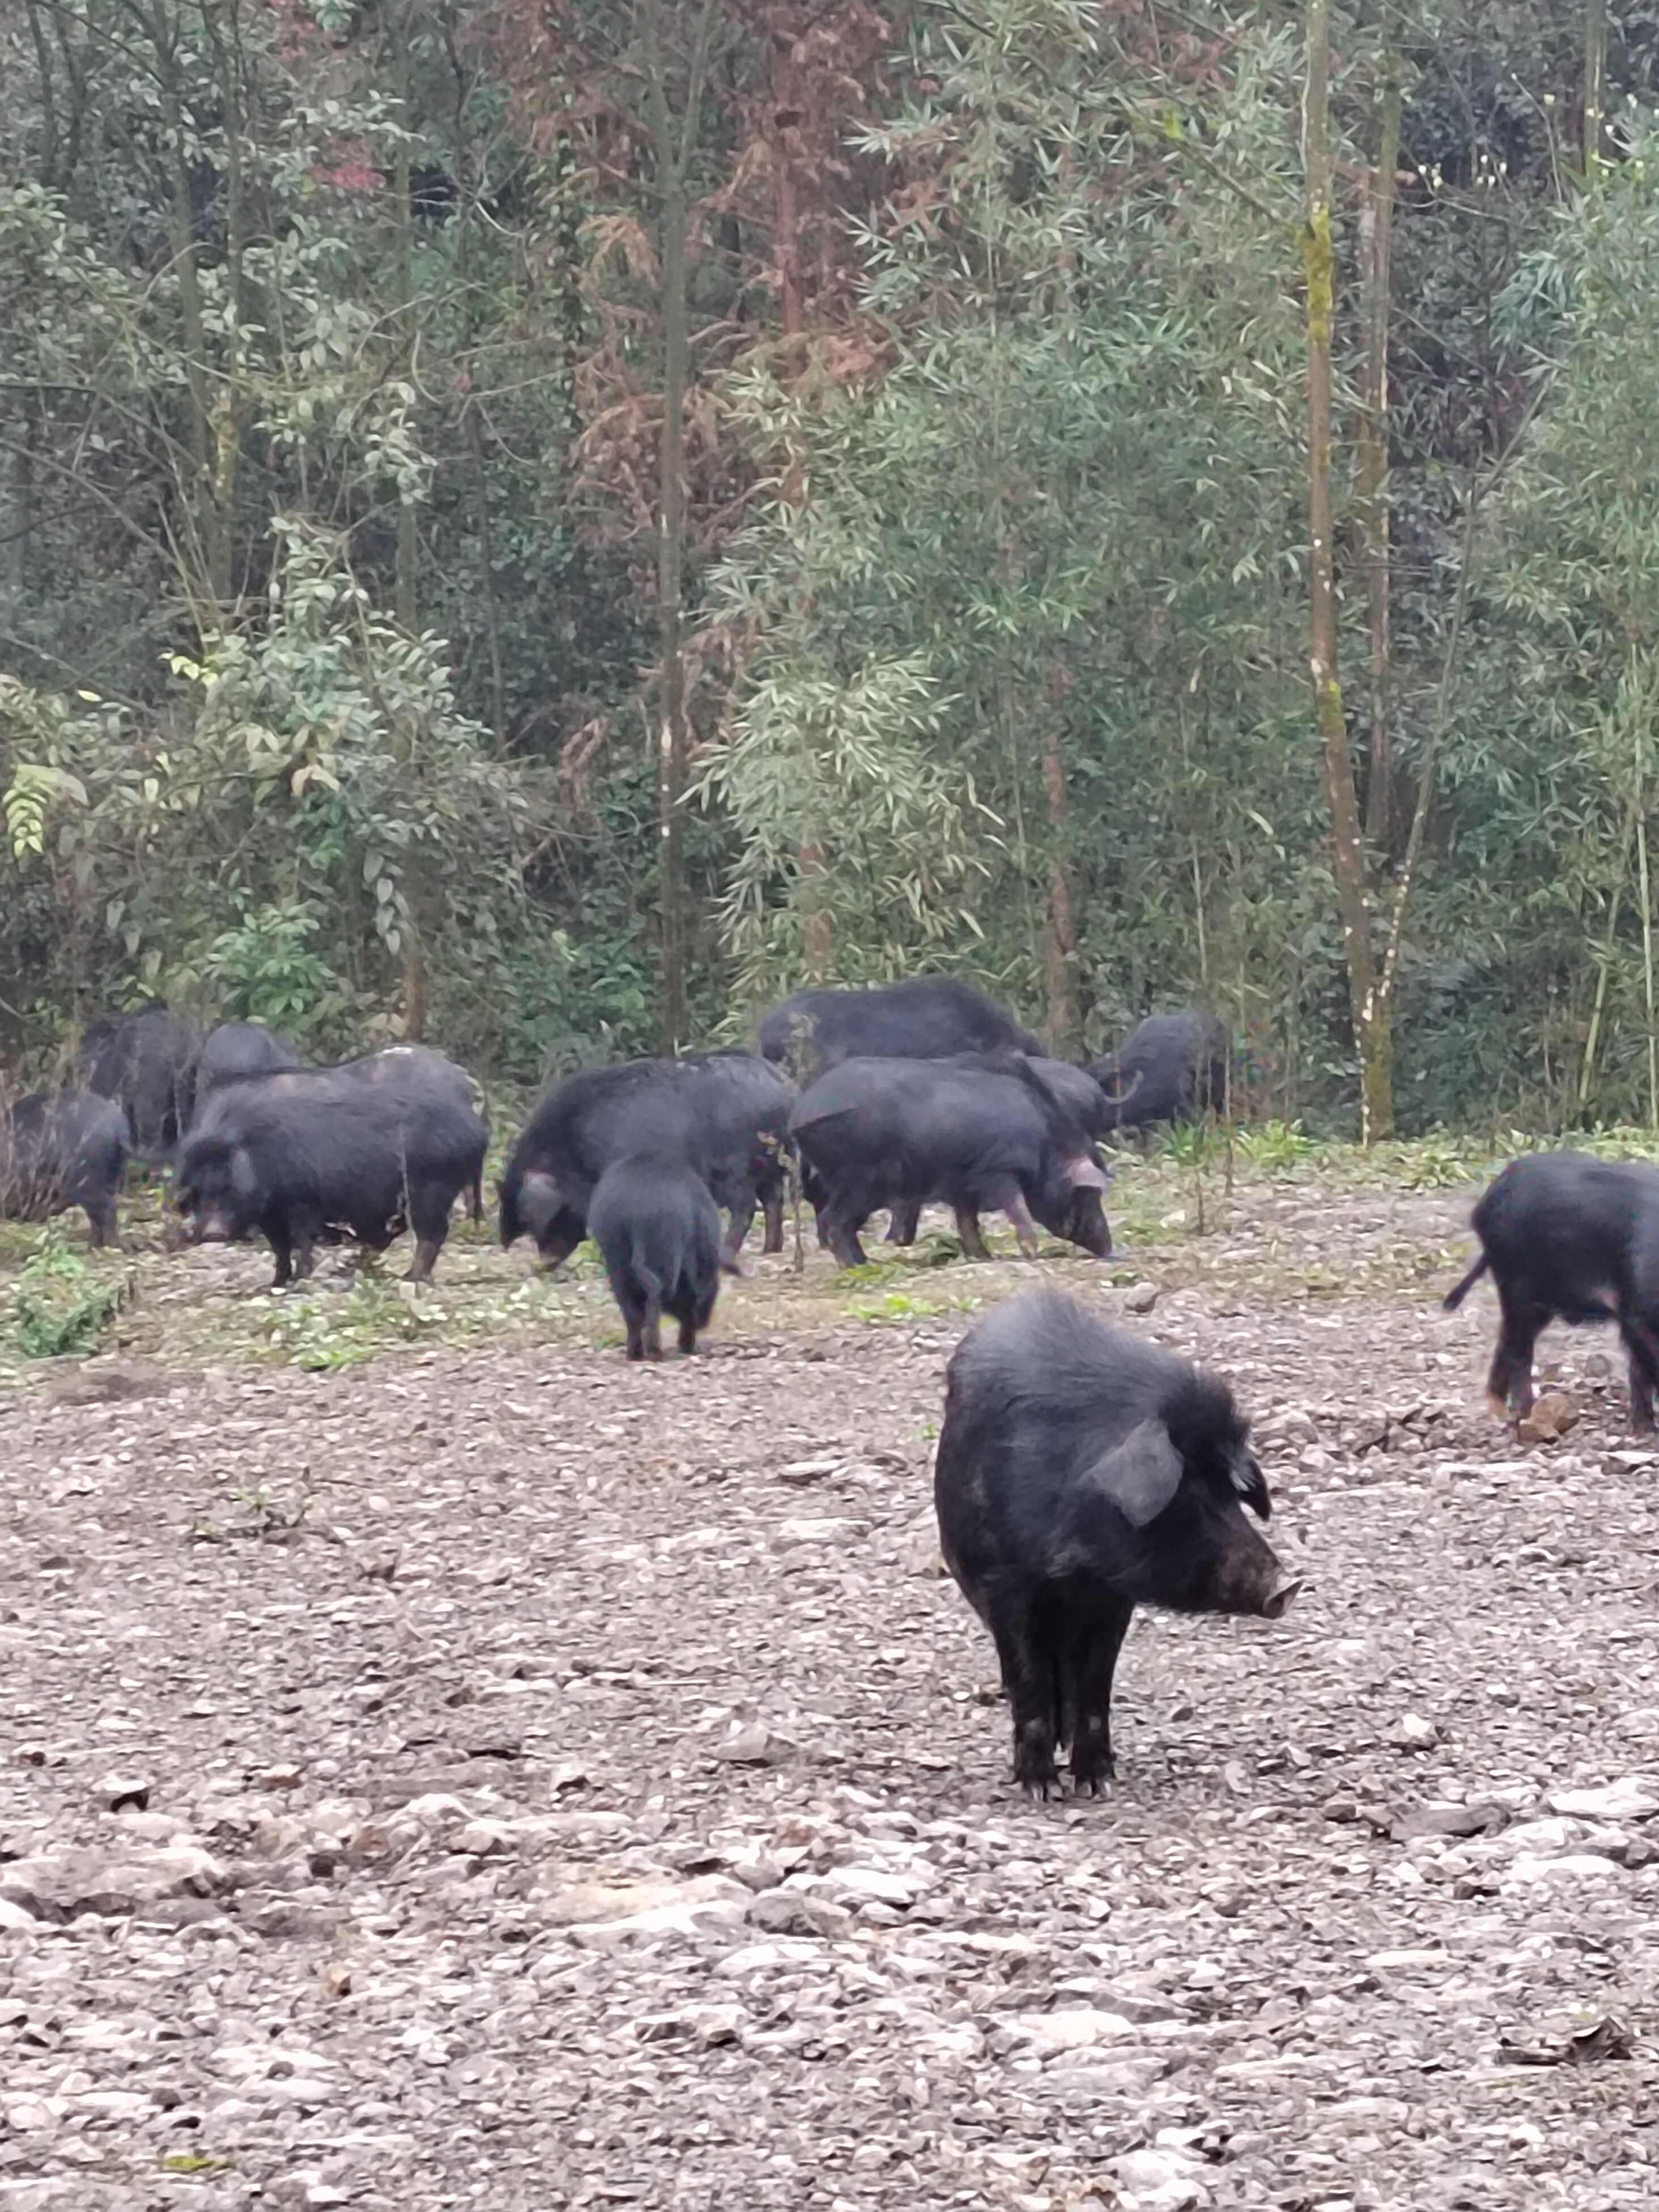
(5, 1165, 1659, 2211)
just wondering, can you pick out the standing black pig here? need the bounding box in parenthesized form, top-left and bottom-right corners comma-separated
(934, 1289, 1300, 1795)
(176, 1057, 486, 1286)
(0, 1090, 129, 1247)
(759, 976, 1041, 1080)
(790, 1052, 1111, 1267)
(1090, 1011, 1228, 1134)
(1444, 1150, 1659, 1432)
(883, 1055, 1112, 1247)
(340, 1045, 486, 1222)
(197, 1022, 301, 1095)
(80, 1001, 201, 1158)
(588, 1139, 732, 1359)
(499, 1053, 792, 1268)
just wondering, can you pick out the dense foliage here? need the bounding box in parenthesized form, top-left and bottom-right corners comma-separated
(3, 0, 1658, 1129)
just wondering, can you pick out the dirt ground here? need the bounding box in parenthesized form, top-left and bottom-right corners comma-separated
(5, 1163, 1659, 2211)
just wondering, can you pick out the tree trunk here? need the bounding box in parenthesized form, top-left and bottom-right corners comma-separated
(1040, 715, 1081, 1052)
(640, 0, 717, 1054)
(391, 32, 419, 637)
(772, 31, 828, 967)
(799, 839, 833, 978)
(389, 15, 424, 1038)
(1358, 70, 1399, 849)
(1304, 0, 1391, 1139)
(153, 7, 230, 623)
(1586, 0, 1608, 173)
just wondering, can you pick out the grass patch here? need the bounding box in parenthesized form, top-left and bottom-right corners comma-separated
(8, 1227, 125, 1359)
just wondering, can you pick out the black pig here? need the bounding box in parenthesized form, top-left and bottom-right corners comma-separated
(883, 1055, 1112, 1247)
(934, 1289, 1300, 1795)
(588, 1148, 731, 1359)
(1444, 1150, 1659, 1432)
(790, 1052, 1111, 1267)
(500, 1054, 792, 1269)
(176, 1058, 485, 1286)
(759, 977, 1041, 1081)
(1090, 1011, 1227, 1135)
(1, 1090, 129, 1247)
(80, 1001, 201, 1159)
(197, 1022, 301, 1095)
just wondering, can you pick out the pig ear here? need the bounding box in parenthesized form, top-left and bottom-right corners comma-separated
(1230, 1451, 1270, 1521)
(1087, 1419, 1185, 1528)
(229, 1145, 259, 1198)
(519, 1168, 565, 1235)
(1066, 1153, 1111, 1192)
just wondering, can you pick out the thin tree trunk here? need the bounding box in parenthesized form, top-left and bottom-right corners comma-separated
(798, 839, 833, 979)
(154, 9, 229, 622)
(640, 0, 718, 1054)
(654, 150, 690, 1054)
(1586, 0, 1608, 172)
(443, 15, 509, 742)
(1303, 0, 1390, 1138)
(389, 19, 423, 1036)
(392, 33, 419, 637)
(1040, 716, 1080, 1051)
(772, 31, 829, 971)
(1358, 69, 1399, 848)
(1641, 802, 1657, 1126)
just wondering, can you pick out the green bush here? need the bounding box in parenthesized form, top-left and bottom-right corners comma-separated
(12, 1232, 121, 1359)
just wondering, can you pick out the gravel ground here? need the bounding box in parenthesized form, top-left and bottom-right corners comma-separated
(5, 1172, 1659, 2211)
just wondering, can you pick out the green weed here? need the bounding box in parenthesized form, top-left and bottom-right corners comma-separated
(190, 1481, 312, 1545)
(11, 1229, 123, 1359)
(1233, 1119, 1319, 1174)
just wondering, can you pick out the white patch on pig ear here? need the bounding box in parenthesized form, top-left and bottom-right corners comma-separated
(229, 1146, 258, 1198)
(1066, 1154, 1110, 1192)
(1087, 1420, 1185, 1528)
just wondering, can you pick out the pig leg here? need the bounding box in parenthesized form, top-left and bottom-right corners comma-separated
(267, 1233, 296, 1288)
(951, 1204, 993, 1261)
(1487, 1294, 1546, 1420)
(721, 1185, 757, 1266)
(1002, 1190, 1043, 1261)
(406, 1183, 454, 1282)
(406, 1236, 445, 1283)
(1621, 1316, 1659, 1434)
(825, 1206, 870, 1269)
(886, 1201, 922, 1247)
(1067, 1602, 1134, 1793)
(84, 1202, 116, 1250)
(988, 1605, 1061, 1799)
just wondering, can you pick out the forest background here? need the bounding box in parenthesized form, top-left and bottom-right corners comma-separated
(1, 0, 1653, 1139)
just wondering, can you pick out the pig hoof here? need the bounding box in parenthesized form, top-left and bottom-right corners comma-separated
(1014, 1751, 1060, 1800)
(1484, 1389, 1512, 1424)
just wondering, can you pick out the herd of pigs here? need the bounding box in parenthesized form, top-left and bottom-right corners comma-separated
(5, 975, 1658, 1794)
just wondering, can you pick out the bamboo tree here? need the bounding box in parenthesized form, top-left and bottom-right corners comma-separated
(640, 0, 717, 1053)
(1358, 64, 1400, 848)
(1303, 0, 1390, 1138)
(143, 0, 233, 618)
(1586, 0, 1607, 173)
(390, 14, 419, 639)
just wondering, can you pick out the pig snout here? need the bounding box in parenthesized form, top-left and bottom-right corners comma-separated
(1260, 1575, 1303, 1620)
(1213, 1527, 1297, 1617)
